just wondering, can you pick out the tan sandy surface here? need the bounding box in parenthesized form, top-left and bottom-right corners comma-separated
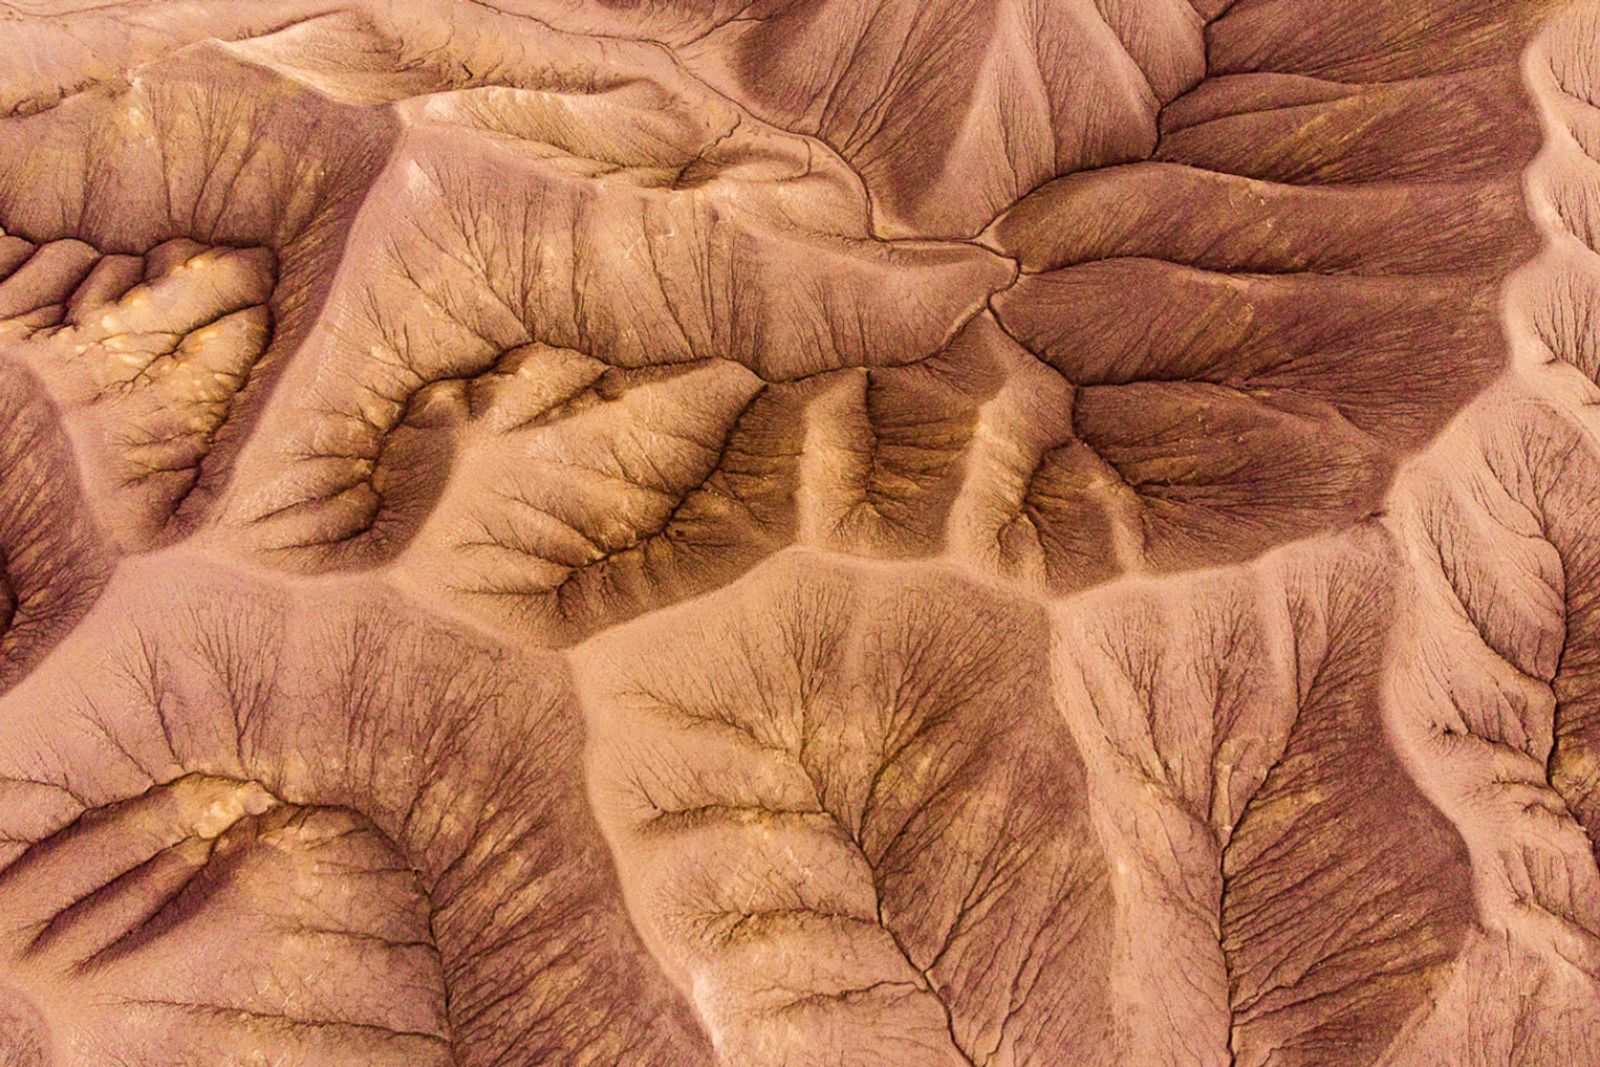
(1, 1, 1599, 1064)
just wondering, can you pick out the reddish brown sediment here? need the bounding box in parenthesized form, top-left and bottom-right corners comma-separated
(1, 1, 1599, 1064)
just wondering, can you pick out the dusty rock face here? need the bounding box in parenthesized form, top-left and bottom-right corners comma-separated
(0, 0, 1597, 1064)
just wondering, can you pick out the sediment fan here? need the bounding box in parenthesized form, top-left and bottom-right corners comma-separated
(0, 1, 1597, 1064)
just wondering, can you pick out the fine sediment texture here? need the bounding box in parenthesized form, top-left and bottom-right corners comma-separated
(1, 1, 1598, 1064)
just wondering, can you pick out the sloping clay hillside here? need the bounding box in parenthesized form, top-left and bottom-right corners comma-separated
(1, 1, 1599, 1064)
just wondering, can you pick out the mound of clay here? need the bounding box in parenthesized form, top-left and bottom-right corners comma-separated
(1, 1, 1598, 1064)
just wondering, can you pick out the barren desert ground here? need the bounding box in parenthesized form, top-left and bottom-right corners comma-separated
(1, 1, 1600, 1064)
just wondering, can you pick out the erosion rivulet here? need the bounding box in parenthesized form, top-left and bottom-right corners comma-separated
(1, 1, 1598, 1064)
